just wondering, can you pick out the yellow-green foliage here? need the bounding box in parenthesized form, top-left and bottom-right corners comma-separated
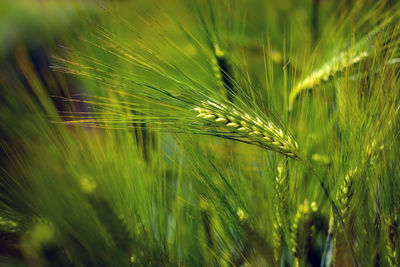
(0, 0, 400, 266)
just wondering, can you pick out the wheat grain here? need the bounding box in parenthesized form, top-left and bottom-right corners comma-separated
(194, 100, 300, 158)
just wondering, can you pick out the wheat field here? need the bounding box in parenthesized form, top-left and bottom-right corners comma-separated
(0, 0, 399, 266)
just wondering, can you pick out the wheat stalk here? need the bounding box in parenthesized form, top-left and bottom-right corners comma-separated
(194, 100, 300, 159)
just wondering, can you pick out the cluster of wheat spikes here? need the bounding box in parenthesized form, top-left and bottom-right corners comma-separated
(41, 1, 400, 265)
(1, 0, 400, 266)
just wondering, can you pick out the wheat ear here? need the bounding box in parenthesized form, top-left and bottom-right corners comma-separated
(333, 168, 356, 266)
(273, 161, 289, 262)
(336, 168, 356, 226)
(211, 44, 235, 102)
(290, 200, 318, 267)
(387, 215, 398, 267)
(289, 51, 369, 109)
(194, 100, 300, 159)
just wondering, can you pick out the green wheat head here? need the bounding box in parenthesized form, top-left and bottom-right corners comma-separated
(194, 100, 299, 158)
(290, 200, 318, 267)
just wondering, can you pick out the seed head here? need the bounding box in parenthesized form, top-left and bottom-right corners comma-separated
(194, 100, 300, 159)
